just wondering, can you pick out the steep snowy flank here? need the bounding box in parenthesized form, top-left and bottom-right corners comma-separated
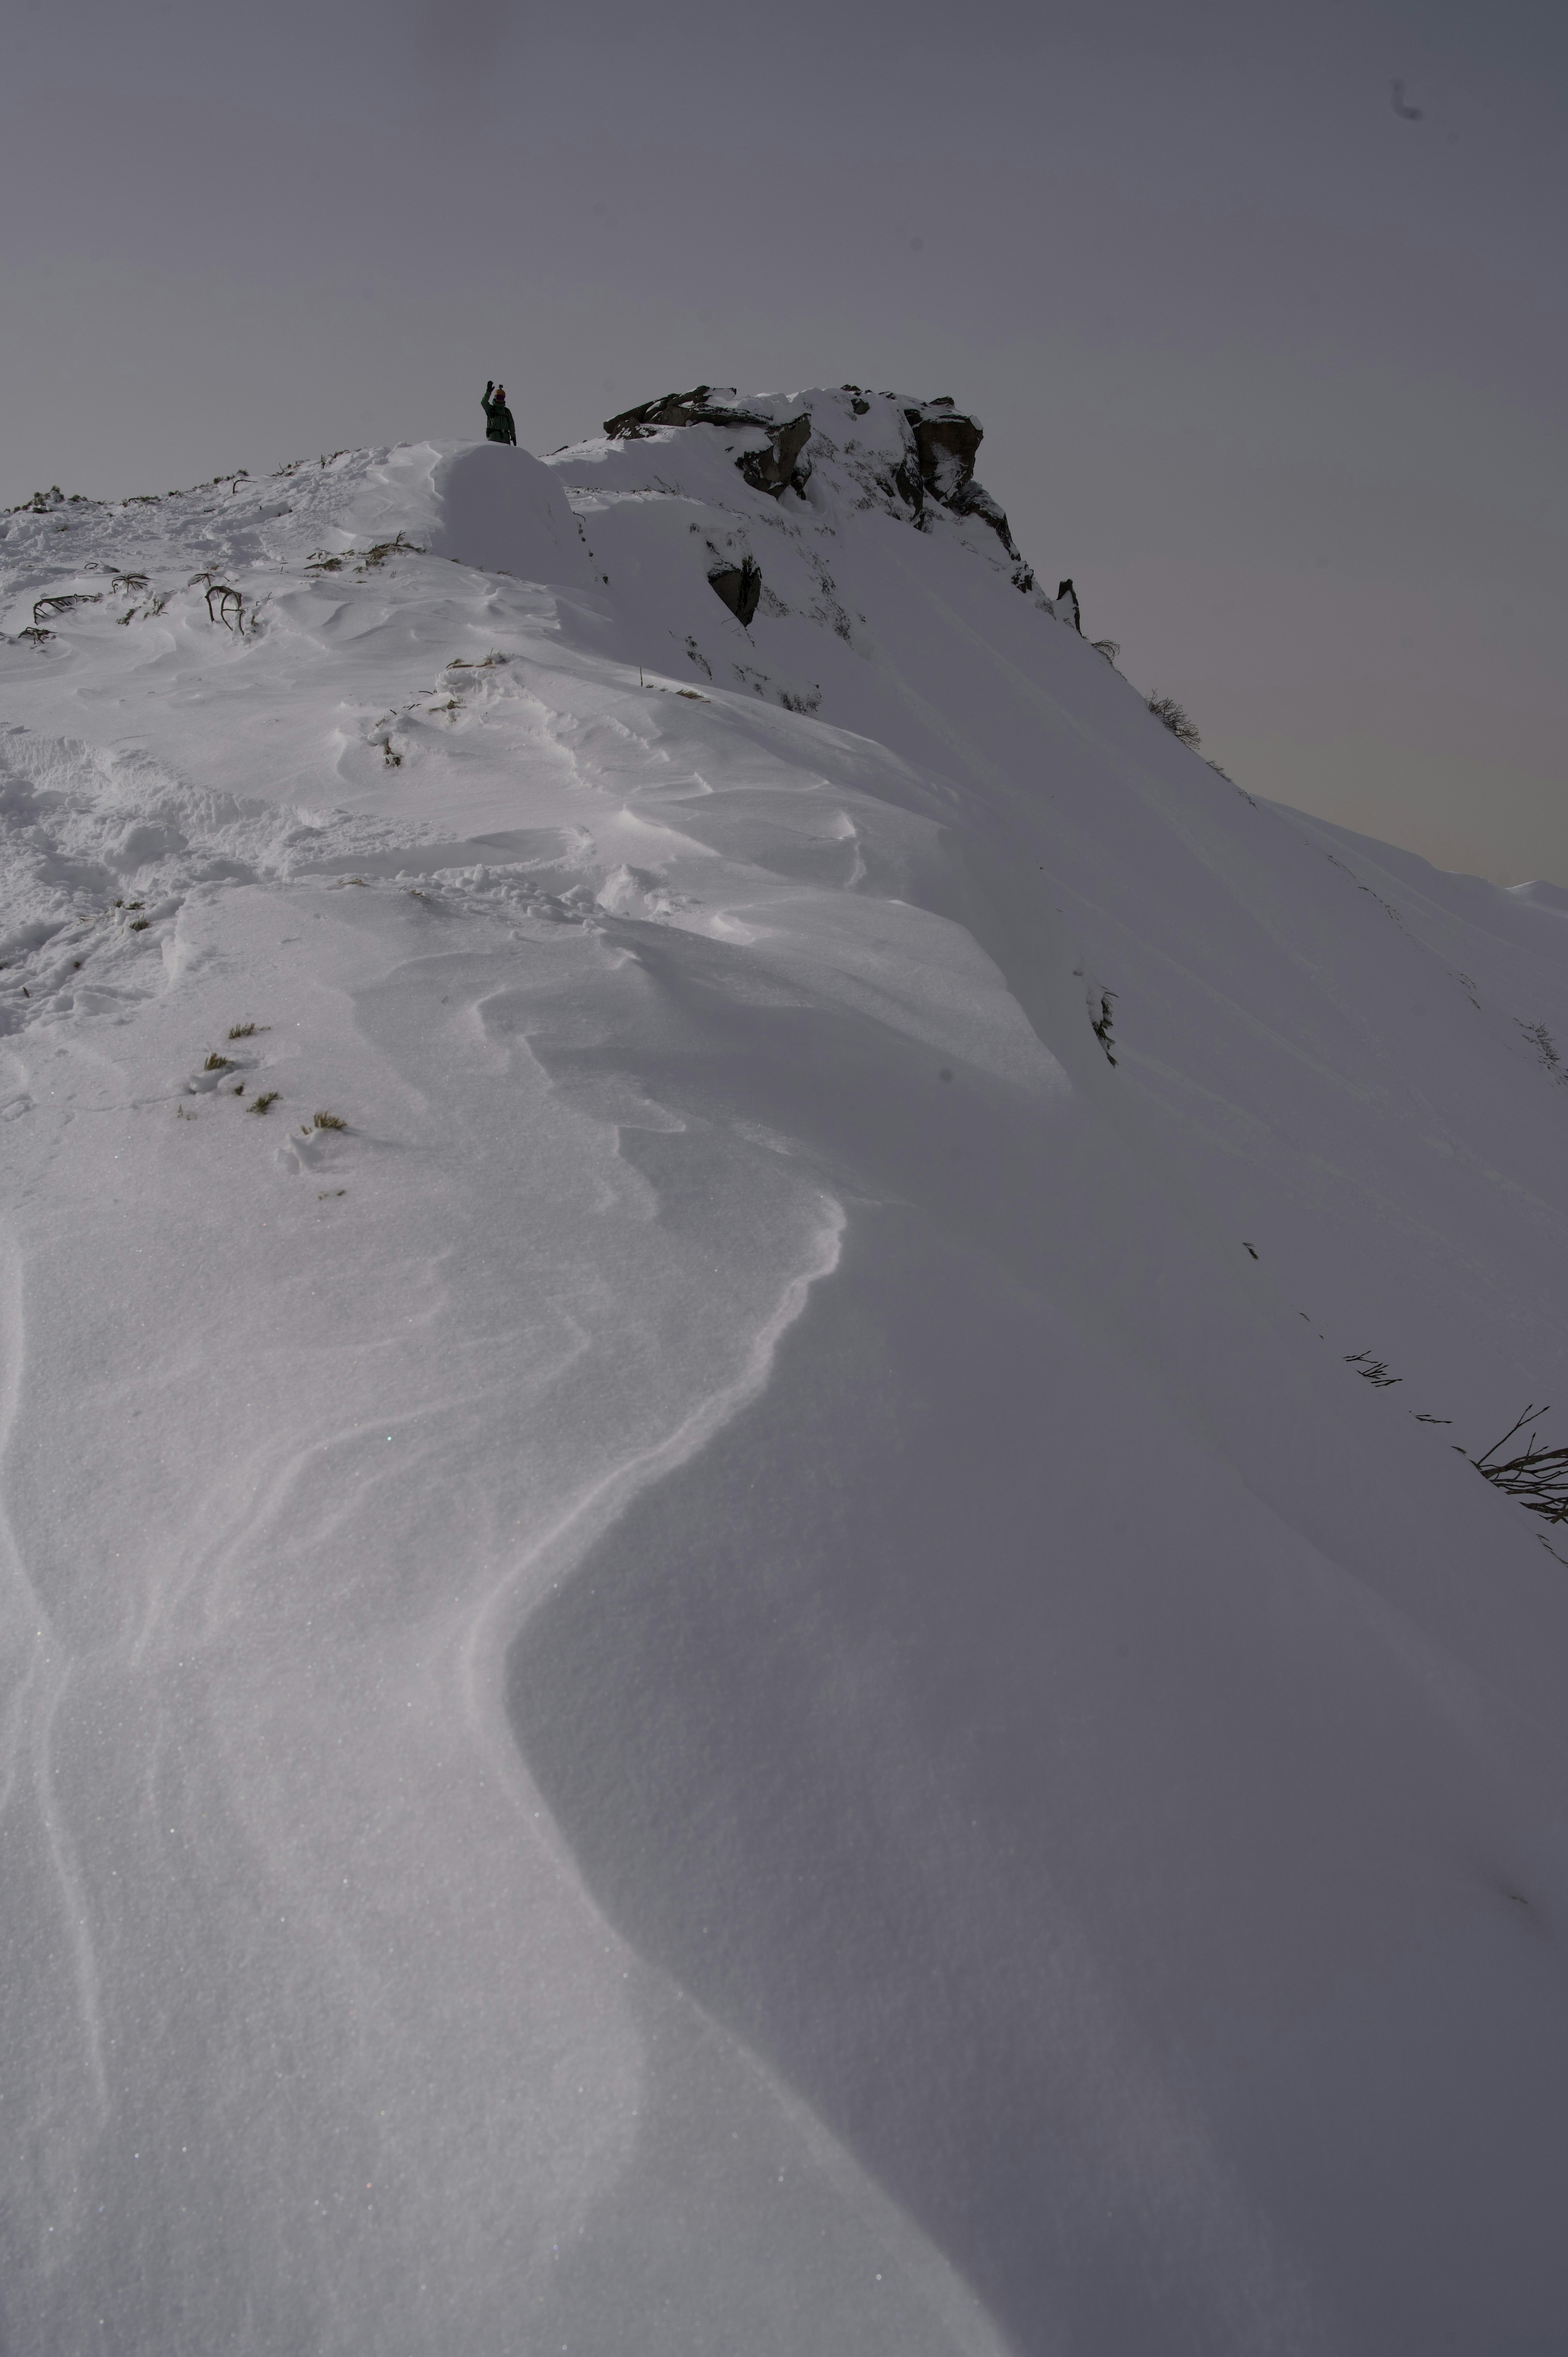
(2, 396, 1568, 2357)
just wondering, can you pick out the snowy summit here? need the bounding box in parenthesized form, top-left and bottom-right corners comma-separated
(3, 386, 1568, 2355)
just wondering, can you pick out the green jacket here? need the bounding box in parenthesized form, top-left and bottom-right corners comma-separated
(482, 383, 517, 445)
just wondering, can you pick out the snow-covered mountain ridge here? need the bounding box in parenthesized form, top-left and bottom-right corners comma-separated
(3, 392, 1568, 2355)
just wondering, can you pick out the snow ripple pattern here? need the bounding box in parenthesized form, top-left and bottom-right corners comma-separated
(1, 413, 1568, 2353)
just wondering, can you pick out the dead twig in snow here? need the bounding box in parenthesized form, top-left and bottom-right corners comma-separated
(1467, 1407, 1568, 1525)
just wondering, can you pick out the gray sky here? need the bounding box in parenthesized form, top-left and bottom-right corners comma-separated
(4, 0, 1563, 881)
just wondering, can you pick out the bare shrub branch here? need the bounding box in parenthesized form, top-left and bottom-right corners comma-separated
(1468, 1406, 1568, 1523)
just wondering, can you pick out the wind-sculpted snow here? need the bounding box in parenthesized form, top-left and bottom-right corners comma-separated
(1, 406, 1568, 2354)
(423, 442, 599, 588)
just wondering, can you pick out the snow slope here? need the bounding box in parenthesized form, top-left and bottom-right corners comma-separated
(2, 392, 1568, 2356)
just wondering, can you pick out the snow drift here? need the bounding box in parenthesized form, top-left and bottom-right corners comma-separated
(2, 389, 1568, 2357)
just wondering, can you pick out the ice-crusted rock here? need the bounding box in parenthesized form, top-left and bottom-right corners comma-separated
(541, 385, 1056, 718)
(952, 481, 1022, 563)
(603, 385, 775, 437)
(589, 383, 1037, 595)
(907, 401, 981, 503)
(708, 555, 762, 627)
(736, 413, 813, 499)
(606, 388, 815, 501)
(898, 400, 1025, 566)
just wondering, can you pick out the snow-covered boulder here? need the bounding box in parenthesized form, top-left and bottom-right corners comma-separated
(423, 438, 598, 586)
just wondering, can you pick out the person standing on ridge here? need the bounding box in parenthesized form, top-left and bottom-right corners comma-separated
(482, 381, 517, 445)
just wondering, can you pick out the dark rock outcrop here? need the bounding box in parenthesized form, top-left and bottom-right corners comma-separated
(605, 388, 814, 499)
(891, 431, 925, 514)
(951, 480, 1020, 560)
(737, 414, 813, 499)
(877, 397, 984, 518)
(708, 557, 762, 628)
(603, 384, 1040, 603)
(910, 407, 982, 504)
(604, 386, 772, 438)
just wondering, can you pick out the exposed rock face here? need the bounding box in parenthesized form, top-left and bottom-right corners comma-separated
(908, 406, 982, 504)
(592, 384, 1045, 608)
(890, 422, 925, 515)
(952, 481, 1020, 561)
(708, 556, 762, 628)
(605, 388, 815, 501)
(604, 386, 772, 438)
(882, 399, 1023, 569)
(737, 414, 813, 499)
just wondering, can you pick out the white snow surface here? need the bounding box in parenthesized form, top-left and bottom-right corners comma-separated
(2, 395, 1568, 2355)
